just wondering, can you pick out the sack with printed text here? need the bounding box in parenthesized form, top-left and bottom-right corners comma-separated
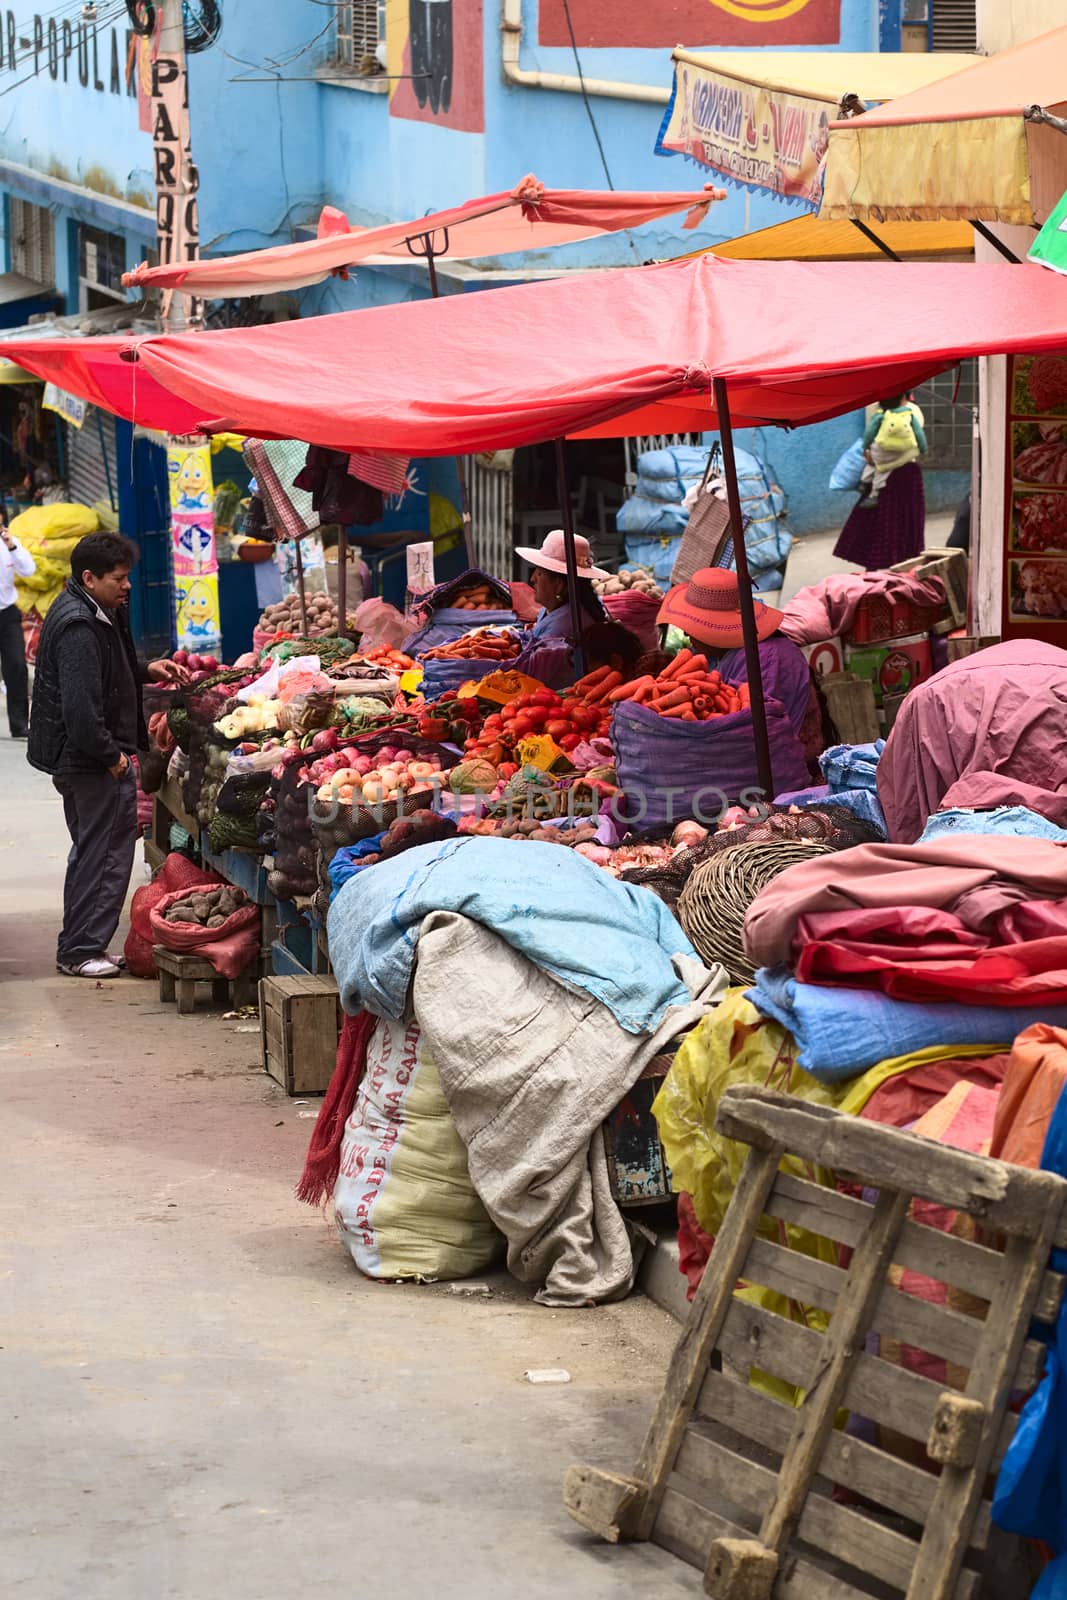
(333, 1015, 503, 1281)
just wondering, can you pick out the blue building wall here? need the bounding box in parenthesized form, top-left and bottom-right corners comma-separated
(0, 1, 945, 554)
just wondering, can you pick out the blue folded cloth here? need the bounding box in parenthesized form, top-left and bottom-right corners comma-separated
(746, 966, 1067, 1082)
(921, 806, 1067, 844)
(329, 835, 699, 1033)
(820, 739, 885, 795)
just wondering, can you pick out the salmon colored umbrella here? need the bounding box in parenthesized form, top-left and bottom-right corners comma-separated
(119, 254, 1067, 451)
(11, 254, 1067, 446)
(123, 175, 727, 299)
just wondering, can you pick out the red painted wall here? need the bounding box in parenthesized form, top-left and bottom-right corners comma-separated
(539, 0, 841, 50)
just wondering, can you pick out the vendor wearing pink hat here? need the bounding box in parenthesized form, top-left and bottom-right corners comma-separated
(514, 528, 609, 644)
(658, 567, 822, 765)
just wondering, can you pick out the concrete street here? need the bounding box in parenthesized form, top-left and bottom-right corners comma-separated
(0, 737, 695, 1599)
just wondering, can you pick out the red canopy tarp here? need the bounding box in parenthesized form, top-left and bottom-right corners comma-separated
(10, 255, 1067, 451)
(123, 177, 725, 298)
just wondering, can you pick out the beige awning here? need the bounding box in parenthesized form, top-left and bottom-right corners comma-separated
(821, 24, 1067, 225)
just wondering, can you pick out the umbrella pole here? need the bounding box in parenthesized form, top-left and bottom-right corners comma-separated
(712, 377, 774, 804)
(553, 436, 585, 678)
(337, 526, 348, 640)
(293, 537, 309, 638)
(409, 225, 476, 567)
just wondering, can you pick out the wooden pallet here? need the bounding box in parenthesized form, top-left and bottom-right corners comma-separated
(565, 1087, 1067, 1599)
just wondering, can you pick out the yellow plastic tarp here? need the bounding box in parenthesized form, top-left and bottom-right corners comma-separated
(653, 991, 1004, 1405)
(12, 501, 99, 615)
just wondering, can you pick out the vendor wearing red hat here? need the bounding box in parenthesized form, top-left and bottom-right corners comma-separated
(514, 528, 609, 644)
(658, 567, 823, 763)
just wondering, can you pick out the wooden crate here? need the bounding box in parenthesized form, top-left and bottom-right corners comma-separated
(820, 672, 881, 745)
(260, 975, 341, 1095)
(566, 1086, 1067, 1600)
(890, 547, 969, 634)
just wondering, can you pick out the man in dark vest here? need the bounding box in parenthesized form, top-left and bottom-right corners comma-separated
(28, 532, 188, 978)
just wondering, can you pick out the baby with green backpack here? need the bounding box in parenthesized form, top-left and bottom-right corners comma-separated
(858, 393, 927, 508)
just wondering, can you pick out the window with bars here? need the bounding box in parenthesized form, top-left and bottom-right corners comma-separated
(78, 225, 128, 312)
(335, 1, 386, 72)
(914, 362, 977, 471)
(9, 198, 55, 287)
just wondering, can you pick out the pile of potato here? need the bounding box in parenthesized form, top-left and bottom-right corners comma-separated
(163, 884, 251, 929)
(592, 567, 662, 599)
(257, 593, 357, 638)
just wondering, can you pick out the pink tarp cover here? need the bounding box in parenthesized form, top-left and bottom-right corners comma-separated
(9, 257, 1067, 452)
(123, 177, 726, 296)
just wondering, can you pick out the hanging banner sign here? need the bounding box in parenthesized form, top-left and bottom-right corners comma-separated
(167, 437, 221, 651)
(42, 384, 86, 428)
(151, 31, 200, 323)
(655, 53, 834, 211)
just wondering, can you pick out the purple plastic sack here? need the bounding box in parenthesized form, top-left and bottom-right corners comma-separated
(611, 697, 810, 830)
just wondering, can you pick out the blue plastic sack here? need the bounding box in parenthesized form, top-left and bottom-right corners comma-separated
(611, 697, 810, 830)
(746, 520, 794, 574)
(616, 494, 689, 538)
(421, 654, 505, 701)
(403, 606, 517, 658)
(829, 437, 865, 492)
(637, 445, 710, 487)
(921, 806, 1067, 844)
(992, 1081, 1067, 1592)
(620, 531, 685, 584)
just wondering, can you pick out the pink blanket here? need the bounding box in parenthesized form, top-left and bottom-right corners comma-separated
(779, 569, 945, 647)
(878, 639, 1067, 843)
(743, 834, 1067, 970)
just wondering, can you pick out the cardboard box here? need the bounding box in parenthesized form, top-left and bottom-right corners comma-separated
(800, 637, 844, 677)
(844, 634, 933, 707)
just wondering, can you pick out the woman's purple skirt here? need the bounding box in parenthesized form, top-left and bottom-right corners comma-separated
(833, 462, 926, 570)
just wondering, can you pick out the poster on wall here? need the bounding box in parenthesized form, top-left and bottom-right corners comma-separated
(540, 0, 840, 49)
(1003, 355, 1067, 645)
(386, 0, 484, 132)
(656, 50, 837, 207)
(168, 439, 222, 653)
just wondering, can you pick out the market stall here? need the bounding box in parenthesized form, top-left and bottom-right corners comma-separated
(11, 206, 1067, 1595)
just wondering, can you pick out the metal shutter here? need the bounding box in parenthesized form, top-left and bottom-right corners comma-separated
(931, 0, 977, 51)
(68, 407, 118, 511)
(9, 197, 55, 287)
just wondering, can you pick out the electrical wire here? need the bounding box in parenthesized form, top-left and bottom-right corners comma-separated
(0, 0, 129, 99)
(559, 0, 614, 192)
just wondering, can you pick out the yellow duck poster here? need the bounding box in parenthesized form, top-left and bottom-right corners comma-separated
(168, 438, 221, 652)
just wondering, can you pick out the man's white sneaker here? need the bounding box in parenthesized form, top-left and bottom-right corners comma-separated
(57, 957, 121, 979)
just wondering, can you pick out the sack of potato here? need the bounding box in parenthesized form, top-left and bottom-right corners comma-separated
(592, 567, 662, 600)
(149, 884, 262, 978)
(256, 592, 358, 641)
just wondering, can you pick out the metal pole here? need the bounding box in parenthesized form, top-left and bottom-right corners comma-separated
(553, 437, 585, 678)
(337, 526, 348, 639)
(293, 538, 309, 637)
(713, 377, 775, 803)
(415, 231, 476, 567)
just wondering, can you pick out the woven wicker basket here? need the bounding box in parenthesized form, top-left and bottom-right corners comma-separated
(677, 839, 836, 984)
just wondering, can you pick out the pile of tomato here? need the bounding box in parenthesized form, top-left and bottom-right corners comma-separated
(464, 687, 611, 764)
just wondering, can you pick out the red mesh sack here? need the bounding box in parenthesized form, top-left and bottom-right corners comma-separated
(149, 886, 260, 979)
(123, 927, 158, 979)
(130, 855, 221, 943)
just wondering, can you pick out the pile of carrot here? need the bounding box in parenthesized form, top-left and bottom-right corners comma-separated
(423, 629, 521, 662)
(601, 648, 750, 721)
(566, 665, 627, 704)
